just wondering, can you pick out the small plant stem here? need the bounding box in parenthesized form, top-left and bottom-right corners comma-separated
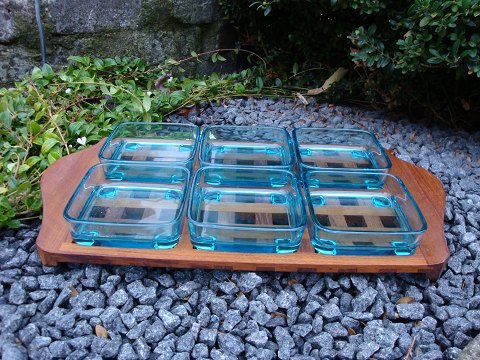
(287, 66, 327, 81)
(59, 96, 103, 113)
(29, 80, 70, 155)
(17, 215, 41, 221)
(404, 335, 417, 360)
(122, 48, 267, 80)
(54, 81, 145, 112)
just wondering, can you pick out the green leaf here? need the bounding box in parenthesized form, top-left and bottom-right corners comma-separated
(18, 164, 30, 174)
(68, 55, 85, 64)
(7, 220, 21, 228)
(35, 79, 49, 87)
(377, 57, 390, 68)
(211, 53, 218, 63)
(50, 113, 63, 125)
(132, 98, 143, 112)
(68, 56, 90, 66)
(33, 108, 47, 121)
(190, 51, 198, 58)
(104, 58, 117, 67)
(41, 64, 54, 79)
(217, 54, 226, 62)
(366, 57, 376, 67)
(29, 121, 41, 135)
(420, 17, 431, 27)
(6, 163, 16, 173)
(0, 98, 7, 112)
(59, 72, 68, 81)
(292, 62, 299, 76)
(41, 138, 60, 155)
(429, 48, 442, 58)
(47, 148, 62, 164)
(468, 36, 480, 48)
(26, 156, 42, 167)
(234, 83, 245, 94)
(47, 153, 59, 165)
(100, 84, 109, 95)
(165, 58, 180, 65)
(0, 187, 7, 195)
(31, 67, 43, 80)
(0, 111, 12, 128)
(68, 122, 84, 136)
(142, 112, 152, 122)
(143, 94, 151, 112)
(256, 76, 264, 89)
(452, 39, 460, 55)
(30, 198, 42, 211)
(32, 137, 43, 146)
(17, 181, 32, 192)
(168, 90, 186, 107)
(93, 58, 104, 68)
(427, 57, 443, 64)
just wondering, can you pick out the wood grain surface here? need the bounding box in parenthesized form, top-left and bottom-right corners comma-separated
(36, 139, 449, 279)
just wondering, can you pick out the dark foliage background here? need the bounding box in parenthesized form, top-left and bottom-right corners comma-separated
(219, 0, 480, 128)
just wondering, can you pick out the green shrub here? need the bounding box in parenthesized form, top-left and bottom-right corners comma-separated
(0, 52, 287, 228)
(219, 0, 480, 124)
(349, 1, 480, 76)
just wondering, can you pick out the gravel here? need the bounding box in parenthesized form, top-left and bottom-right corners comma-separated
(1, 98, 480, 359)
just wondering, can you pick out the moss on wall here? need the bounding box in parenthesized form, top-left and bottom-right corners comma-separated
(0, 0, 232, 84)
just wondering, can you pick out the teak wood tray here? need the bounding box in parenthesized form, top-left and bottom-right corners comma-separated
(36, 140, 449, 279)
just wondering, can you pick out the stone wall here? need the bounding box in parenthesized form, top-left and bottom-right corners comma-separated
(0, 0, 235, 84)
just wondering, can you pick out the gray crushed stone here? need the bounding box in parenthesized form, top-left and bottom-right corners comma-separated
(1, 98, 480, 359)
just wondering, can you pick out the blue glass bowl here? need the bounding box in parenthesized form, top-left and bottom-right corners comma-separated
(304, 170, 427, 256)
(64, 163, 189, 249)
(293, 128, 392, 180)
(187, 166, 306, 253)
(99, 122, 199, 172)
(199, 125, 295, 169)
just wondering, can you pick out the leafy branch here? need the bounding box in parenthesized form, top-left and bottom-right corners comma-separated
(0, 51, 294, 228)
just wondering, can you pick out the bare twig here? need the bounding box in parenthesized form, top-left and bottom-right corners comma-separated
(287, 66, 327, 82)
(60, 96, 103, 112)
(29, 80, 70, 155)
(112, 48, 267, 81)
(404, 335, 417, 360)
(345, 114, 366, 128)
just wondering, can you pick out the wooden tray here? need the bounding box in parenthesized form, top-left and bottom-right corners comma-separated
(36, 140, 449, 279)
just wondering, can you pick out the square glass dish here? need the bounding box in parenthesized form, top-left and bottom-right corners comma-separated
(64, 163, 189, 249)
(187, 167, 306, 253)
(293, 128, 392, 179)
(98, 122, 199, 172)
(199, 125, 295, 169)
(304, 171, 427, 256)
